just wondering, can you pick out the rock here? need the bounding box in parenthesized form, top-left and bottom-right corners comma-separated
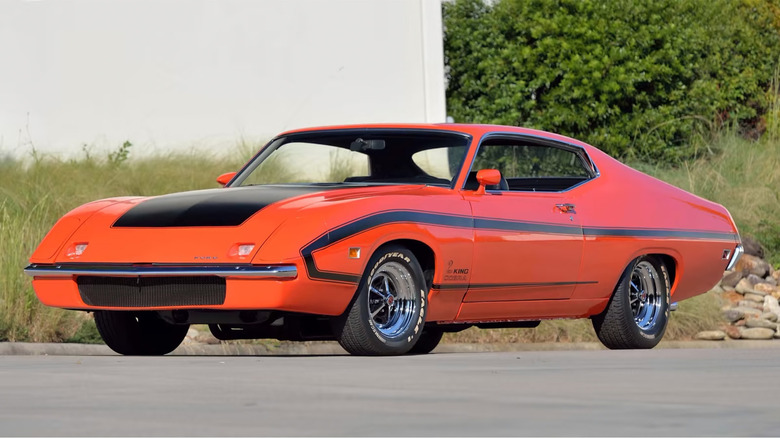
(745, 318, 778, 330)
(744, 293, 767, 303)
(723, 308, 745, 322)
(766, 276, 778, 286)
(695, 330, 726, 341)
(760, 312, 778, 322)
(739, 327, 776, 340)
(735, 319, 747, 327)
(747, 274, 766, 286)
(754, 283, 778, 295)
(709, 284, 725, 294)
(722, 285, 736, 293)
(734, 306, 763, 319)
(773, 270, 780, 284)
(738, 300, 764, 310)
(186, 327, 199, 338)
(763, 295, 780, 319)
(735, 278, 756, 295)
(742, 236, 765, 258)
(723, 290, 743, 304)
(721, 270, 743, 288)
(776, 331, 780, 339)
(735, 254, 771, 278)
(723, 325, 742, 339)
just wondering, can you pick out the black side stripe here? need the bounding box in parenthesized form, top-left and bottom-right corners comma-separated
(432, 281, 598, 290)
(301, 211, 473, 283)
(474, 218, 581, 235)
(299, 210, 738, 283)
(584, 228, 736, 240)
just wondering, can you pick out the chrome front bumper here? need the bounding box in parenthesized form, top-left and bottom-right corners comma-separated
(24, 264, 297, 279)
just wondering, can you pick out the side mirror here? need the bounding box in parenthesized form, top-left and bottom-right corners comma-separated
(216, 172, 237, 187)
(476, 169, 501, 195)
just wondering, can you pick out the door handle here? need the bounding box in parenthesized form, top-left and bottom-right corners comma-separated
(555, 203, 576, 214)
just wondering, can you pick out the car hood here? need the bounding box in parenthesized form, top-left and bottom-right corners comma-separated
(40, 184, 428, 265)
(113, 185, 340, 227)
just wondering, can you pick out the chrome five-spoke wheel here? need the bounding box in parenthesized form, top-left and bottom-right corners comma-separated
(334, 245, 427, 356)
(368, 262, 418, 338)
(629, 260, 664, 332)
(592, 255, 671, 349)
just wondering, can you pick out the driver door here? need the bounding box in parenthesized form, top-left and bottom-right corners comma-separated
(462, 137, 593, 302)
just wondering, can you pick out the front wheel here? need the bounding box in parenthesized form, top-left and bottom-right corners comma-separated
(94, 311, 189, 355)
(407, 327, 444, 355)
(334, 245, 427, 356)
(592, 256, 670, 349)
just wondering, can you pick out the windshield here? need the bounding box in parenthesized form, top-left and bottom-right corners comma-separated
(231, 129, 471, 187)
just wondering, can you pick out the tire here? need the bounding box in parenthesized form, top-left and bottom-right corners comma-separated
(334, 245, 427, 356)
(95, 311, 189, 355)
(407, 327, 443, 355)
(592, 256, 671, 349)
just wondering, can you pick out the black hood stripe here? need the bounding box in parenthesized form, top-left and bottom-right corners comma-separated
(114, 186, 337, 228)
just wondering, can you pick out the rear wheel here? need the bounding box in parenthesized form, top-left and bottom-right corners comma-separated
(95, 311, 189, 355)
(592, 256, 670, 349)
(334, 245, 427, 356)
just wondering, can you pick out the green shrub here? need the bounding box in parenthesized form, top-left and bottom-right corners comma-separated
(64, 318, 104, 344)
(444, 0, 780, 162)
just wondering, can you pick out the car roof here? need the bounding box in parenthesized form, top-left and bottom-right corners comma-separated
(278, 123, 596, 152)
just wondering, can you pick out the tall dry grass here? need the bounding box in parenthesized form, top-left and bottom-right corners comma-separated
(0, 143, 250, 341)
(631, 130, 780, 265)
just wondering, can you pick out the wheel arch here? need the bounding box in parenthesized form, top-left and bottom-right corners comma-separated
(375, 239, 436, 289)
(620, 249, 679, 297)
(652, 253, 677, 291)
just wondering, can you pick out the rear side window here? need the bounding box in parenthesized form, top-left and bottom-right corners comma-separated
(467, 139, 594, 192)
(411, 146, 466, 181)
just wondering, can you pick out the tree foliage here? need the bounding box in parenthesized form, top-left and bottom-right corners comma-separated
(444, 0, 780, 162)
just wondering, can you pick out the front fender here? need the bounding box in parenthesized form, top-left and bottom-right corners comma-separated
(29, 197, 143, 263)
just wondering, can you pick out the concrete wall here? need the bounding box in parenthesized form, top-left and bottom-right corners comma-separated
(0, 0, 445, 157)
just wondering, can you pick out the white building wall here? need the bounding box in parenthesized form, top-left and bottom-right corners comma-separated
(0, 0, 446, 157)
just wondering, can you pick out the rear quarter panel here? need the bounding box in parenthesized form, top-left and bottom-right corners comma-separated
(573, 148, 738, 305)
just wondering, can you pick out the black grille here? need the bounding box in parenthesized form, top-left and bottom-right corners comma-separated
(77, 276, 226, 307)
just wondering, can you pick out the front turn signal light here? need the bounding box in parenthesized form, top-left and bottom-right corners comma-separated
(229, 243, 255, 259)
(65, 242, 88, 258)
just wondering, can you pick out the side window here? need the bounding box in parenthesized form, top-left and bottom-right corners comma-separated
(411, 146, 466, 181)
(469, 140, 592, 192)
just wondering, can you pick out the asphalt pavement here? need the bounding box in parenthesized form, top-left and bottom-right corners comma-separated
(1, 345, 779, 436)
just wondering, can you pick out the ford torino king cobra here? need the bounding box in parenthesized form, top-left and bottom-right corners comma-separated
(25, 124, 743, 355)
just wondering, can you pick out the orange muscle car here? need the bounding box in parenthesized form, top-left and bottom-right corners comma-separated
(25, 124, 742, 355)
